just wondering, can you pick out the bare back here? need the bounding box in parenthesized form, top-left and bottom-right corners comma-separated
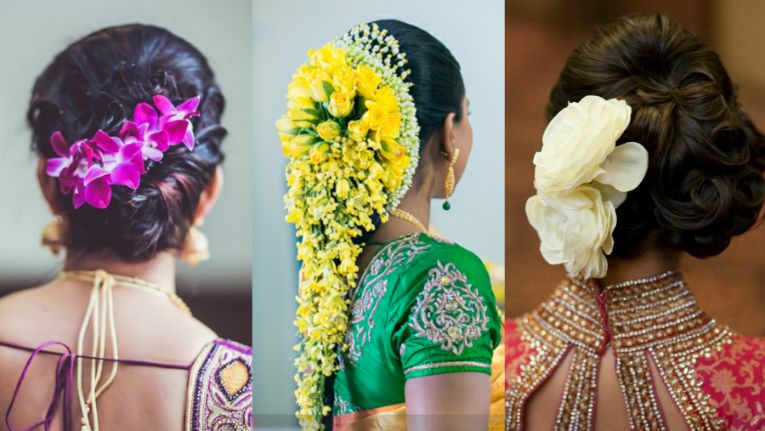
(0, 278, 216, 431)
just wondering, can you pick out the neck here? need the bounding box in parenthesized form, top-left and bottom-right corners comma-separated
(601, 248, 680, 288)
(370, 185, 431, 243)
(63, 251, 177, 293)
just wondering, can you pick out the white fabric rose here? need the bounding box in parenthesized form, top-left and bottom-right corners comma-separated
(527, 95, 649, 279)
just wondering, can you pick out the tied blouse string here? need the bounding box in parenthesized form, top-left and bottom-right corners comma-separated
(1, 270, 194, 431)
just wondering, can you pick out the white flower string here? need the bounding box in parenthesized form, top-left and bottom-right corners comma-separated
(335, 24, 421, 210)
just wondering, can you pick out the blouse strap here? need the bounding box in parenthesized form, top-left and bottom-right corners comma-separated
(1, 338, 194, 431)
(5, 340, 76, 431)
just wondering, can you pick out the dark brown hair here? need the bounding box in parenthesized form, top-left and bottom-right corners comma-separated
(548, 13, 765, 258)
(29, 24, 226, 261)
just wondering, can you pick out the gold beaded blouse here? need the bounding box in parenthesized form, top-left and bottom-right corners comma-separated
(505, 271, 765, 431)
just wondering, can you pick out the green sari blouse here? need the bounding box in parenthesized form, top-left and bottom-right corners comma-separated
(333, 232, 502, 415)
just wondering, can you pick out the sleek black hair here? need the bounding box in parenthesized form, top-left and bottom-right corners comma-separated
(373, 19, 466, 152)
(29, 24, 226, 261)
(548, 13, 765, 258)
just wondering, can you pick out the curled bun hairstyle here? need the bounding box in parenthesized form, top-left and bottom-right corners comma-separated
(548, 13, 765, 258)
(29, 24, 226, 261)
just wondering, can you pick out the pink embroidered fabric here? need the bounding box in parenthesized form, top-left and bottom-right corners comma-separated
(504, 271, 765, 431)
(695, 335, 765, 430)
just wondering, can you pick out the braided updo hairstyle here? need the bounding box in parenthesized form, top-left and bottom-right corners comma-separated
(548, 13, 765, 258)
(29, 24, 226, 262)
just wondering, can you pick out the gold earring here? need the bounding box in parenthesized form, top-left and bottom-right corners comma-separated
(442, 148, 460, 211)
(181, 221, 210, 266)
(41, 215, 64, 255)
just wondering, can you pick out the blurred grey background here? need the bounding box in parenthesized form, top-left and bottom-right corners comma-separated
(0, 0, 252, 343)
(252, 0, 505, 425)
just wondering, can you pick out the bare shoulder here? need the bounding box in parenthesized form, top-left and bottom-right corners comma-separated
(0, 283, 58, 339)
(0, 283, 219, 365)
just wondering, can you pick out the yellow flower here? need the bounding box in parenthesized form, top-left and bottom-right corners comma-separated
(282, 134, 316, 158)
(316, 121, 341, 141)
(347, 120, 369, 142)
(276, 117, 298, 143)
(380, 139, 407, 163)
(308, 44, 347, 73)
(332, 64, 356, 96)
(363, 86, 401, 139)
(309, 142, 330, 164)
(288, 105, 318, 123)
(308, 69, 333, 103)
(335, 177, 351, 199)
(280, 29, 418, 430)
(379, 112, 402, 140)
(288, 76, 312, 102)
(356, 64, 381, 99)
(361, 107, 386, 131)
(328, 92, 353, 118)
(371, 86, 398, 112)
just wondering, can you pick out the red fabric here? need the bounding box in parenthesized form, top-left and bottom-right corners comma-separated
(694, 335, 765, 430)
(505, 320, 535, 387)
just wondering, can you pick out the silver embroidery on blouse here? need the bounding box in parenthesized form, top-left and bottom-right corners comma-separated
(344, 234, 432, 365)
(408, 261, 490, 355)
(334, 393, 361, 416)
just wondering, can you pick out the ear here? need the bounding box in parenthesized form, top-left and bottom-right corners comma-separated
(440, 112, 458, 161)
(192, 166, 223, 224)
(37, 158, 61, 213)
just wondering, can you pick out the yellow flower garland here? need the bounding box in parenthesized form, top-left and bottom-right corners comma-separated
(277, 24, 420, 430)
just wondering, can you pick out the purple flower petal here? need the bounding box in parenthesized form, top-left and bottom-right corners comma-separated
(50, 131, 69, 157)
(59, 169, 77, 194)
(183, 128, 195, 150)
(133, 154, 146, 173)
(137, 123, 150, 137)
(79, 141, 99, 165)
(72, 184, 86, 209)
(177, 96, 200, 115)
(133, 103, 158, 130)
(143, 146, 164, 161)
(110, 163, 140, 189)
(84, 165, 110, 186)
(120, 142, 143, 161)
(150, 130, 169, 151)
(164, 120, 189, 145)
(84, 177, 111, 209)
(119, 121, 140, 139)
(92, 130, 119, 154)
(46, 157, 70, 177)
(153, 95, 175, 115)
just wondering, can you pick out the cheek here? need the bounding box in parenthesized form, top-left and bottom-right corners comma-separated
(455, 118, 473, 181)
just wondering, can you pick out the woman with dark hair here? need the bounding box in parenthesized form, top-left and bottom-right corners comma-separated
(506, 13, 765, 430)
(0, 25, 251, 430)
(279, 20, 504, 430)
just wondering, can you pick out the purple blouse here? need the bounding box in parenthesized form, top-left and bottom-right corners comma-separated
(1, 338, 252, 431)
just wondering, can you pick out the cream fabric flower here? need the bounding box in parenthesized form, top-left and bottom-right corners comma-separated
(527, 95, 649, 279)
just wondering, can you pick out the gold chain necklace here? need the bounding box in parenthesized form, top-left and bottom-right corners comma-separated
(60, 270, 192, 316)
(390, 208, 428, 233)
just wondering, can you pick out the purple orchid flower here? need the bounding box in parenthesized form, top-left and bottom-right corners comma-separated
(46, 132, 109, 208)
(44, 95, 200, 209)
(153, 95, 200, 149)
